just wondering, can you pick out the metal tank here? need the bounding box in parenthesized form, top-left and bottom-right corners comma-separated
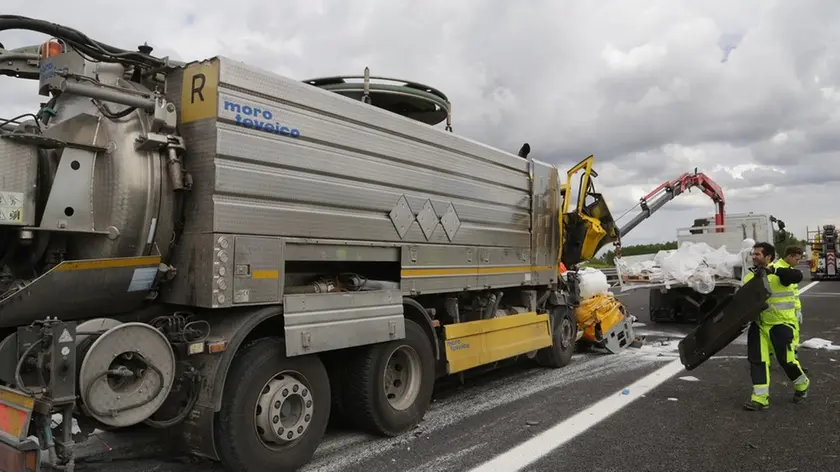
(0, 32, 188, 451)
(0, 39, 181, 328)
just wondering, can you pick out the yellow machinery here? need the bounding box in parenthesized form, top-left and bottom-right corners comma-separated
(560, 156, 620, 267)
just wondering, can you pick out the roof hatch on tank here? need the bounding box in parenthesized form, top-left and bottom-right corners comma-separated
(303, 67, 452, 129)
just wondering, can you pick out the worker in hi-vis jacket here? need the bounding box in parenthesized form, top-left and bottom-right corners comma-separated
(771, 246, 806, 362)
(743, 242, 808, 411)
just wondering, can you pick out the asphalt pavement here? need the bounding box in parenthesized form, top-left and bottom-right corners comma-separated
(69, 278, 840, 472)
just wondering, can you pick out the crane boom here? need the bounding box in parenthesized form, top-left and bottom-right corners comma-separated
(617, 170, 726, 238)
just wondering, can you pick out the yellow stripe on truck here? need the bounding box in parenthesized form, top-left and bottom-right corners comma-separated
(443, 312, 553, 374)
(401, 265, 555, 278)
(52, 256, 161, 272)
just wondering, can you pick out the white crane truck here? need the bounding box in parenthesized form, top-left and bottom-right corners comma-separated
(0, 16, 634, 472)
(615, 212, 788, 323)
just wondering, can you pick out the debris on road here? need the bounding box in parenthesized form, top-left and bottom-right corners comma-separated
(679, 376, 700, 382)
(800, 337, 840, 351)
(637, 339, 681, 358)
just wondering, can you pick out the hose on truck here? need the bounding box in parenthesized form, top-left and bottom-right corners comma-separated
(78, 324, 203, 429)
(14, 338, 46, 395)
(0, 15, 166, 69)
(83, 356, 200, 428)
(83, 360, 166, 419)
(143, 368, 201, 429)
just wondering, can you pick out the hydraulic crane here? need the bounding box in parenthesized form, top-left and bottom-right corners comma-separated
(612, 170, 791, 324)
(617, 169, 726, 239)
(611, 169, 726, 259)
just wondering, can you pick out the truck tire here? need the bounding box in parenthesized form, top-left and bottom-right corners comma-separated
(535, 306, 577, 368)
(342, 319, 435, 437)
(215, 337, 330, 472)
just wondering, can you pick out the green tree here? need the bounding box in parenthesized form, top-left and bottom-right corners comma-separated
(774, 230, 807, 256)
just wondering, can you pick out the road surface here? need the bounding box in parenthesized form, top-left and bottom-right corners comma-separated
(71, 279, 840, 472)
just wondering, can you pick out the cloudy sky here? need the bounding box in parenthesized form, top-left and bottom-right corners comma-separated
(2, 0, 839, 246)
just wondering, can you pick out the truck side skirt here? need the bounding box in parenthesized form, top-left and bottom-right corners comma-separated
(443, 312, 553, 374)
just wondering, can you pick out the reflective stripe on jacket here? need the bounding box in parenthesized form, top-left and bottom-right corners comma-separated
(771, 259, 801, 311)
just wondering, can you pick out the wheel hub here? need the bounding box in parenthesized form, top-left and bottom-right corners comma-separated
(559, 315, 574, 349)
(255, 373, 314, 446)
(383, 346, 422, 411)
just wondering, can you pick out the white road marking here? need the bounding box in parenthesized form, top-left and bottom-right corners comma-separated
(800, 281, 819, 294)
(467, 359, 686, 472)
(469, 279, 821, 472)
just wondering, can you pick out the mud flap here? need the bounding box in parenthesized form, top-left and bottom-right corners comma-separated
(678, 273, 772, 371)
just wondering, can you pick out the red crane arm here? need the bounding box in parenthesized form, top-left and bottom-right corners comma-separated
(645, 171, 726, 229)
(617, 169, 726, 238)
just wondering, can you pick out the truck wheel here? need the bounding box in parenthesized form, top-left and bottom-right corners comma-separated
(536, 306, 577, 368)
(215, 337, 330, 472)
(342, 319, 435, 437)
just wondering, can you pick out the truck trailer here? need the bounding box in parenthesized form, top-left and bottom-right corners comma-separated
(0, 16, 631, 472)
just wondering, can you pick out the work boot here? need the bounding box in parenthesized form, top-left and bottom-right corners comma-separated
(743, 399, 769, 411)
(793, 389, 808, 404)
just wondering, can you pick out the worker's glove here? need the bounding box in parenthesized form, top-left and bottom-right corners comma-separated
(797, 310, 803, 325)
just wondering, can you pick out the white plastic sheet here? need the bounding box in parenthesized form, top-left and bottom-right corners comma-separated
(619, 240, 750, 294)
(578, 267, 610, 300)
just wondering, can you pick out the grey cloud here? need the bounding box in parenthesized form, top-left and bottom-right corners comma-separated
(1, 0, 838, 244)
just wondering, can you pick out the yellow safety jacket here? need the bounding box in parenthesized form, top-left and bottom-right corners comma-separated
(743, 262, 798, 326)
(770, 258, 801, 312)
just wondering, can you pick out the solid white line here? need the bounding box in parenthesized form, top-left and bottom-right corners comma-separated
(469, 279, 820, 472)
(467, 359, 686, 472)
(800, 281, 819, 294)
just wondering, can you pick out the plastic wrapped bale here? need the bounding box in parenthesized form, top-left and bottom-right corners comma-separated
(575, 292, 628, 343)
(578, 267, 610, 300)
(656, 241, 747, 294)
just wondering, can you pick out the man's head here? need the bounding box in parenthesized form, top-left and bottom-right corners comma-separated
(784, 246, 804, 266)
(752, 242, 776, 267)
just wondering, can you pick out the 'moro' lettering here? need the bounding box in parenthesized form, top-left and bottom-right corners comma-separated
(227, 100, 302, 139)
